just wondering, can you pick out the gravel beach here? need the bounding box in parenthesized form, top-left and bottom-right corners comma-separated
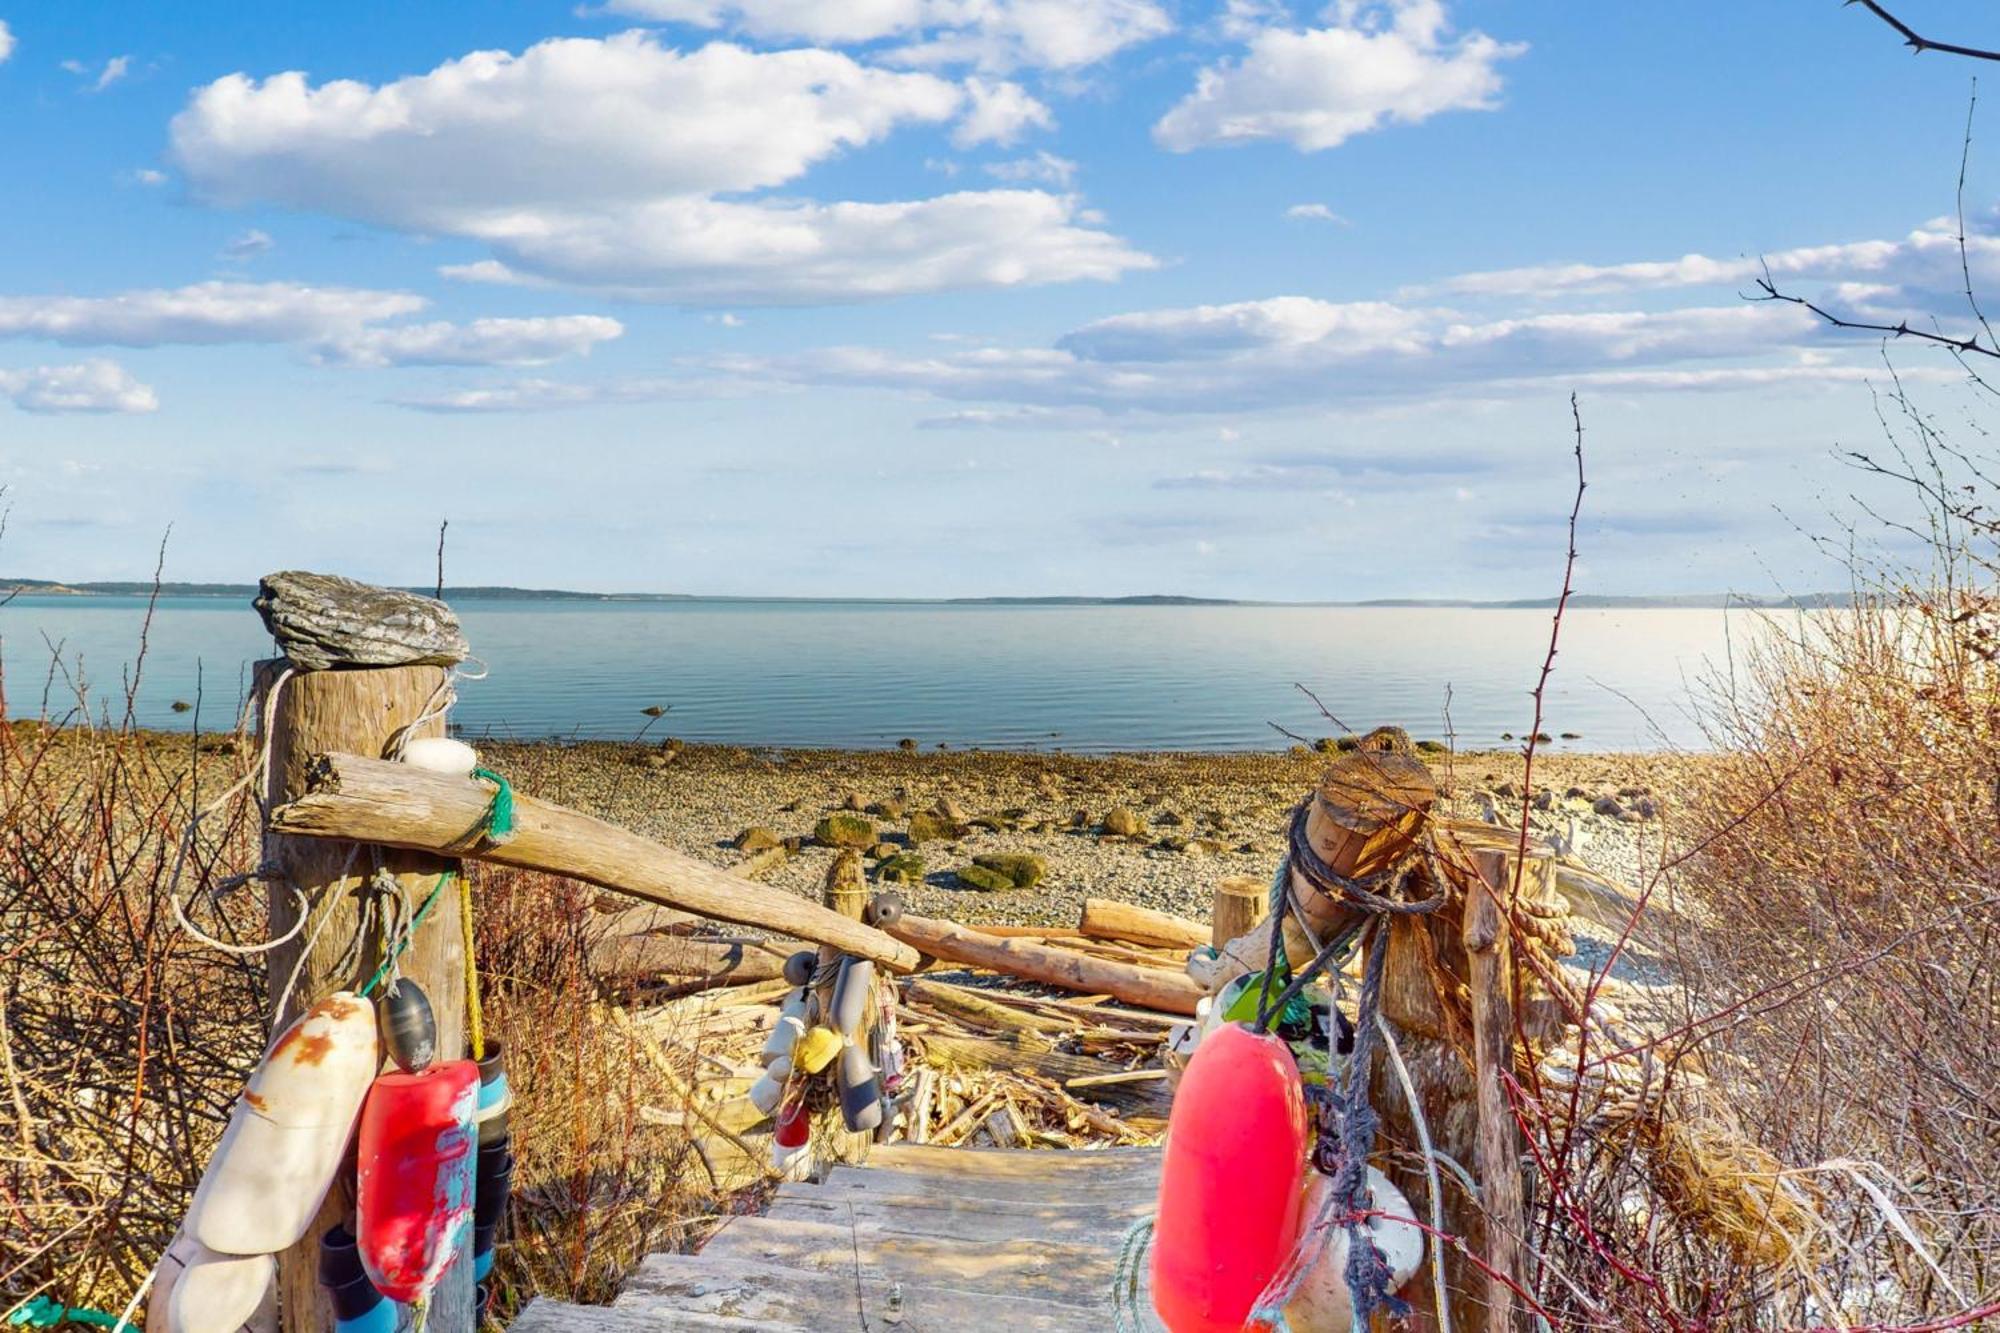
(477, 738, 1715, 936)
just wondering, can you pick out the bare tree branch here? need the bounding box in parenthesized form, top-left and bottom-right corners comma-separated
(1850, 0, 2000, 63)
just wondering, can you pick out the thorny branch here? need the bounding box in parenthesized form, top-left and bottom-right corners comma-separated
(1849, 1, 2000, 64)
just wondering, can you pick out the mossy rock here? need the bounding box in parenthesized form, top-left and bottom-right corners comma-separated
(1414, 739, 1448, 755)
(813, 813, 878, 848)
(907, 812, 953, 844)
(878, 853, 926, 885)
(868, 841, 901, 860)
(972, 853, 1046, 889)
(968, 815, 1007, 832)
(867, 798, 906, 820)
(733, 826, 781, 852)
(956, 864, 1015, 893)
(1101, 806, 1144, 838)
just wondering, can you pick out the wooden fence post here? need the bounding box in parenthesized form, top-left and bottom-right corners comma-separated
(256, 574, 474, 1333)
(1209, 875, 1266, 951)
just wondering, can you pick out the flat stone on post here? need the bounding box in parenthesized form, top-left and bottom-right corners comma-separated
(255, 570, 469, 671)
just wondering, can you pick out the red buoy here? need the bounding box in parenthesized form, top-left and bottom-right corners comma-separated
(356, 1060, 478, 1304)
(1151, 1022, 1309, 1333)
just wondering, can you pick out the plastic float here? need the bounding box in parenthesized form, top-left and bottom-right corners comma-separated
(355, 1059, 479, 1305)
(398, 736, 479, 777)
(1284, 1167, 1424, 1331)
(146, 1229, 275, 1333)
(379, 980, 438, 1074)
(831, 958, 886, 1132)
(471, 1042, 514, 1289)
(772, 1097, 812, 1178)
(1150, 1021, 1310, 1333)
(182, 992, 379, 1257)
(759, 987, 809, 1067)
(317, 1224, 397, 1333)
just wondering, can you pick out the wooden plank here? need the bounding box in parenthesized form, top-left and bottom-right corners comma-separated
(868, 1143, 1160, 1178)
(510, 1298, 813, 1332)
(619, 1254, 1109, 1331)
(695, 1216, 1122, 1308)
(885, 915, 1203, 1014)
(268, 752, 921, 970)
(765, 1189, 1152, 1243)
(1077, 897, 1210, 950)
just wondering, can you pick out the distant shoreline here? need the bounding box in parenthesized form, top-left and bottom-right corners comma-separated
(2, 579, 1846, 611)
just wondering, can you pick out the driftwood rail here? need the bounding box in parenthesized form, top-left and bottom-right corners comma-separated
(267, 751, 920, 971)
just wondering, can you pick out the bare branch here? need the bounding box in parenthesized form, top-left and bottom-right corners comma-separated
(1849, 0, 2000, 63)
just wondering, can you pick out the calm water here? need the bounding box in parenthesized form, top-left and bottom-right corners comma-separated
(0, 597, 1787, 751)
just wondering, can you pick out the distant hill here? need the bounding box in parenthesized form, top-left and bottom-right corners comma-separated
(2, 578, 1848, 609)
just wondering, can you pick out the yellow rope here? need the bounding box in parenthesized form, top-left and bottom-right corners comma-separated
(459, 867, 485, 1060)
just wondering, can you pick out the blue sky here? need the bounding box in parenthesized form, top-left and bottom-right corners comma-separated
(0, 1, 1992, 598)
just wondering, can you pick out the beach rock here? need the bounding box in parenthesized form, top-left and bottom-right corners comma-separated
(732, 826, 781, 852)
(867, 798, 906, 820)
(1634, 796, 1659, 819)
(1415, 740, 1448, 755)
(254, 570, 468, 671)
(814, 814, 877, 848)
(1156, 809, 1188, 828)
(956, 865, 1015, 893)
(1532, 789, 1555, 811)
(897, 738, 918, 752)
(973, 853, 1046, 890)
(1102, 806, 1144, 838)
(877, 853, 925, 885)
(841, 791, 865, 811)
(868, 842, 901, 860)
(907, 812, 953, 844)
(1592, 795, 1626, 818)
(933, 796, 969, 824)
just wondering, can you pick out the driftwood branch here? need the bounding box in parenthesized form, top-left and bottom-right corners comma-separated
(883, 914, 1203, 1015)
(1075, 898, 1209, 951)
(266, 752, 920, 971)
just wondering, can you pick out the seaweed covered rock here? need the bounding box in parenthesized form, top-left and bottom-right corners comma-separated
(906, 812, 954, 844)
(814, 814, 878, 848)
(972, 853, 1046, 889)
(955, 864, 1015, 893)
(877, 853, 926, 885)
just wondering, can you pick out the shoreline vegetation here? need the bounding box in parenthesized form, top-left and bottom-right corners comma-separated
(1, 577, 1849, 609)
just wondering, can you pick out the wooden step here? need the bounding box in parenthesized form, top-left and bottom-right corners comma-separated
(509, 1299, 812, 1332)
(616, 1253, 1112, 1331)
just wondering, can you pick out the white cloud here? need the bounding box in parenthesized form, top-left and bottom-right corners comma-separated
(0, 281, 623, 367)
(320, 315, 624, 367)
(221, 228, 274, 260)
(985, 151, 1077, 187)
(599, 0, 1171, 71)
(951, 77, 1053, 147)
(1155, 0, 1524, 152)
(170, 32, 1149, 303)
(1286, 202, 1347, 224)
(427, 190, 1150, 304)
(394, 374, 745, 413)
(64, 53, 131, 92)
(0, 20, 15, 65)
(703, 293, 1845, 417)
(0, 360, 158, 414)
(128, 167, 168, 186)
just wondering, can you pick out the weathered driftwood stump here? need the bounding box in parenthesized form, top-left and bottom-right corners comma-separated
(255, 571, 474, 1333)
(255, 569, 468, 672)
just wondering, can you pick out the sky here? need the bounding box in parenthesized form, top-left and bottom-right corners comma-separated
(0, 0, 1995, 599)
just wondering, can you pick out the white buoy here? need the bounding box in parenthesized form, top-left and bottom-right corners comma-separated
(398, 736, 479, 776)
(759, 988, 808, 1066)
(1283, 1167, 1425, 1332)
(747, 1070, 786, 1116)
(147, 1230, 275, 1333)
(184, 992, 379, 1256)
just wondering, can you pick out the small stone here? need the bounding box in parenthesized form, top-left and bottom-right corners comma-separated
(867, 798, 907, 820)
(1155, 809, 1188, 828)
(877, 852, 925, 885)
(972, 853, 1046, 889)
(733, 826, 781, 852)
(898, 738, 918, 752)
(1102, 806, 1144, 838)
(1564, 786, 1588, 800)
(956, 864, 1015, 892)
(1415, 739, 1448, 755)
(1532, 789, 1555, 811)
(933, 796, 969, 824)
(1592, 795, 1626, 818)
(1634, 796, 1660, 819)
(868, 842, 901, 860)
(813, 813, 878, 848)
(841, 791, 865, 812)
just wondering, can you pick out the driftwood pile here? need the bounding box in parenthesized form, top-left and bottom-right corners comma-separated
(585, 895, 1221, 1171)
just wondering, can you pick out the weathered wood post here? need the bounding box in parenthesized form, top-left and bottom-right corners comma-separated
(1463, 848, 1527, 1333)
(1209, 874, 1266, 951)
(254, 571, 475, 1333)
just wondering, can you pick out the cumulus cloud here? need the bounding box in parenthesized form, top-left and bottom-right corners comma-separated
(0, 20, 15, 65)
(951, 77, 1053, 147)
(0, 281, 623, 367)
(985, 151, 1077, 186)
(169, 32, 1149, 303)
(320, 315, 624, 367)
(0, 360, 158, 414)
(1155, 0, 1524, 152)
(599, 0, 1172, 71)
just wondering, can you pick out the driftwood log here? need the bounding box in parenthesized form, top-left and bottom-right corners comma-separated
(266, 752, 921, 971)
(255, 570, 469, 670)
(1076, 898, 1209, 951)
(884, 915, 1204, 1015)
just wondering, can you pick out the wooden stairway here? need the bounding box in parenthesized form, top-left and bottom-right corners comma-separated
(510, 1144, 1162, 1331)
